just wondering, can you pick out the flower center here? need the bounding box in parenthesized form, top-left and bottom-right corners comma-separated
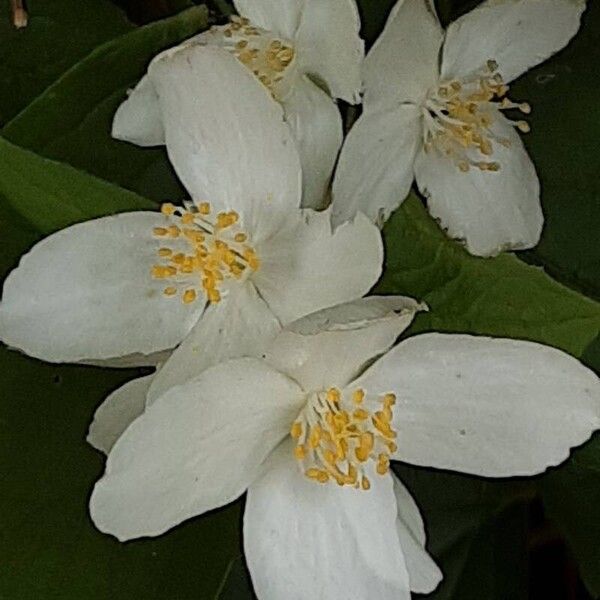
(290, 387, 397, 490)
(210, 16, 297, 101)
(151, 202, 259, 304)
(422, 60, 531, 173)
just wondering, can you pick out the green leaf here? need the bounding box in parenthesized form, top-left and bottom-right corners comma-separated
(3, 6, 209, 202)
(513, 1, 600, 300)
(378, 195, 600, 358)
(0, 136, 153, 235)
(0, 0, 132, 125)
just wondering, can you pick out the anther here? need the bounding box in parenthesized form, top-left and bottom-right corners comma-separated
(292, 389, 398, 491)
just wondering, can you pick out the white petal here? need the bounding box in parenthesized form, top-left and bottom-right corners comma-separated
(283, 77, 343, 210)
(0, 213, 202, 363)
(253, 209, 383, 325)
(90, 358, 304, 541)
(392, 475, 443, 594)
(264, 296, 423, 391)
(233, 0, 304, 39)
(87, 375, 153, 455)
(149, 45, 302, 242)
(331, 105, 421, 228)
(363, 0, 443, 111)
(355, 333, 600, 477)
(442, 0, 586, 84)
(244, 439, 411, 600)
(295, 0, 364, 103)
(414, 111, 542, 257)
(146, 283, 281, 405)
(112, 75, 165, 147)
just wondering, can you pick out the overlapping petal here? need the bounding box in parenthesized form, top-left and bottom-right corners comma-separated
(90, 359, 304, 541)
(393, 476, 443, 594)
(112, 75, 165, 146)
(148, 45, 302, 242)
(0, 212, 202, 364)
(295, 0, 364, 103)
(414, 110, 542, 256)
(253, 209, 383, 325)
(442, 0, 586, 84)
(355, 333, 600, 477)
(146, 282, 280, 404)
(234, 0, 304, 39)
(244, 439, 411, 600)
(363, 0, 443, 111)
(283, 76, 343, 209)
(87, 375, 153, 454)
(264, 296, 423, 391)
(331, 104, 421, 228)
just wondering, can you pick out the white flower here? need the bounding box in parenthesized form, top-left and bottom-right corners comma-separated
(113, 0, 365, 209)
(0, 46, 382, 392)
(331, 0, 586, 256)
(89, 296, 600, 600)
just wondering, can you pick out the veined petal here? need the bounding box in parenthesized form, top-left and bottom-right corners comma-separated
(253, 209, 383, 326)
(283, 76, 343, 210)
(149, 45, 302, 242)
(363, 0, 442, 111)
(331, 105, 421, 228)
(244, 439, 411, 600)
(0, 213, 202, 364)
(234, 0, 304, 39)
(264, 296, 424, 391)
(112, 74, 165, 147)
(442, 0, 586, 84)
(90, 359, 304, 541)
(355, 333, 600, 477)
(87, 375, 153, 455)
(414, 110, 542, 257)
(147, 282, 281, 405)
(295, 0, 364, 103)
(393, 475, 443, 594)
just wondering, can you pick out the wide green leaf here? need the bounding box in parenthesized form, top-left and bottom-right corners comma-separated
(0, 0, 132, 125)
(0, 136, 153, 235)
(378, 196, 600, 357)
(3, 6, 209, 202)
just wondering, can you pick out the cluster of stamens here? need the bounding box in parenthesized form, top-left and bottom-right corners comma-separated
(213, 16, 296, 99)
(290, 387, 397, 491)
(151, 202, 259, 304)
(422, 59, 531, 173)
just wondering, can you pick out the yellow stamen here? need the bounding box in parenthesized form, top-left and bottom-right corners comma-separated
(422, 60, 532, 173)
(182, 289, 197, 304)
(211, 17, 296, 100)
(292, 388, 398, 491)
(150, 202, 259, 305)
(290, 422, 303, 439)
